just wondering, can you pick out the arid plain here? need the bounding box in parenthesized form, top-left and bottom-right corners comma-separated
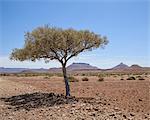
(0, 72, 150, 120)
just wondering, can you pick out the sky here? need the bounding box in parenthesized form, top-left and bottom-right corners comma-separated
(0, 0, 149, 69)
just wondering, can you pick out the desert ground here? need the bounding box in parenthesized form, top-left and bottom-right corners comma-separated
(0, 74, 150, 120)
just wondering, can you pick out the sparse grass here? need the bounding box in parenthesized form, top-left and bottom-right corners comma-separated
(126, 76, 136, 80)
(82, 77, 89, 81)
(55, 73, 63, 77)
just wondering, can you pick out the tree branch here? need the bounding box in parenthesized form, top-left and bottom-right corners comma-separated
(66, 45, 94, 62)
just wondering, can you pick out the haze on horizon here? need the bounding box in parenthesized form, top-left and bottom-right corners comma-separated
(0, 0, 149, 69)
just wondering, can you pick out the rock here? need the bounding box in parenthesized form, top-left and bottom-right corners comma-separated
(130, 113, 135, 116)
(93, 107, 99, 111)
(109, 114, 115, 116)
(123, 115, 127, 119)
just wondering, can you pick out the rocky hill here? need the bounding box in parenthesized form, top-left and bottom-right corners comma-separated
(112, 62, 129, 70)
(67, 63, 99, 71)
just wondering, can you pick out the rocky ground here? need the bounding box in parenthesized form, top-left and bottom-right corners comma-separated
(0, 76, 150, 120)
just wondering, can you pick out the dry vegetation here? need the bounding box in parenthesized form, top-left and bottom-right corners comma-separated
(0, 72, 150, 120)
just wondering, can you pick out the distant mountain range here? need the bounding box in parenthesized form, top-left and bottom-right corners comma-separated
(108, 63, 150, 72)
(0, 67, 48, 73)
(0, 62, 149, 73)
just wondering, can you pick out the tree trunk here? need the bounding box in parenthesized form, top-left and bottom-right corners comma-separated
(62, 65, 70, 97)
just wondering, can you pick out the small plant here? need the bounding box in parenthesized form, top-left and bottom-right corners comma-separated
(81, 73, 85, 76)
(126, 76, 136, 80)
(136, 75, 141, 79)
(113, 75, 117, 78)
(138, 76, 145, 80)
(68, 76, 79, 82)
(98, 77, 104, 82)
(82, 77, 89, 81)
(44, 76, 50, 79)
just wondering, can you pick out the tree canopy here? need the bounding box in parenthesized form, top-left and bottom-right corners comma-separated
(10, 26, 108, 65)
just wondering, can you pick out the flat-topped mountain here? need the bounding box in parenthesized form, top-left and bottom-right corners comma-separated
(49, 63, 99, 72)
(67, 63, 99, 71)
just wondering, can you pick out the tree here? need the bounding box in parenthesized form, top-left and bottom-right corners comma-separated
(10, 25, 108, 96)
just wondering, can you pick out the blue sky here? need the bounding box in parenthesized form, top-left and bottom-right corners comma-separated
(0, 0, 149, 68)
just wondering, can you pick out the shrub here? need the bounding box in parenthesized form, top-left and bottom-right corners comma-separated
(139, 78, 145, 80)
(120, 78, 124, 80)
(55, 73, 63, 77)
(82, 77, 89, 81)
(81, 73, 85, 76)
(68, 76, 79, 82)
(44, 76, 50, 79)
(136, 76, 141, 78)
(126, 76, 136, 80)
(138, 76, 145, 80)
(98, 77, 104, 82)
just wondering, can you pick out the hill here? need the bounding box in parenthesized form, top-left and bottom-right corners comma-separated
(67, 63, 99, 71)
(112, 62, 129, 70)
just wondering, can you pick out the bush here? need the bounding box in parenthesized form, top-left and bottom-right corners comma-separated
(81, 73, 85, 76)
(44, 76, 50, 79)
(138, 76, 145, 80)
(98, 77, 104, 82)
(126, 76, 136, 80)
(82, 77, 89, 81)
(120, 78, 124, 80)
(68, 76, 79, 82)
(136, 76, 141, 78)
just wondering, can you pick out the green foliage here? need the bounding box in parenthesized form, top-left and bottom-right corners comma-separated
(82, 77, 89, 81)
(68, 76, 79, 82)
(10, 25, 108, 63)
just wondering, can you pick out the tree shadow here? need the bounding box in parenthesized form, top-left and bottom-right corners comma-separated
(0, 92, 78, 111)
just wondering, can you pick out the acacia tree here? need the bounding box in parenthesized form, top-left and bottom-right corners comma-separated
(10, 26, 108, 96)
